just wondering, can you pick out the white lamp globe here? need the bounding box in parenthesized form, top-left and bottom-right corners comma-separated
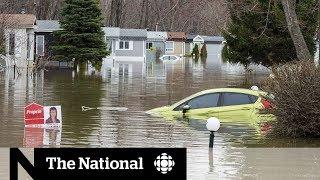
(206, 117, 220, 132)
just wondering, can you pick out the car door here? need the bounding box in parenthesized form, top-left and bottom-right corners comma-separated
(179, 93, 221, 119)
(218, 92, 256, 122)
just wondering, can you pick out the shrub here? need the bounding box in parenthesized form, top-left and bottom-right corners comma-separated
(261, 60, 320, 137)
(200, 44, 207, 58)
(184, 53, 192, 57)
(191, 44, 199, 58)
(149, 46, 157, 51)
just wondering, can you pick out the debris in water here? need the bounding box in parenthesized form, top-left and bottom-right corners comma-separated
(81, 106, 128, 112)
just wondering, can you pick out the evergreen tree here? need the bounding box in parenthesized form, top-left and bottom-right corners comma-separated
(223, 0, 319, 67)
(192, 44, 199, 58)
(51, 0, 109, 68)
(200, 44, 207, 58)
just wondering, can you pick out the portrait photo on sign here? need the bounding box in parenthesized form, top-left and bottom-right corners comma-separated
(44, 106, 62, 125)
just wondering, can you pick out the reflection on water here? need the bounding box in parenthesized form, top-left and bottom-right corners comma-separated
(24, 127, 61, 147)
(1, 45, 318, 179)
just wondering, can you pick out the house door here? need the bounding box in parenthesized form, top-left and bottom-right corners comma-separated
(36, 35, 45, 57)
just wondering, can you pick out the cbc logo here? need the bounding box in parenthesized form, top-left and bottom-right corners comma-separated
(154, 153, 175, 174)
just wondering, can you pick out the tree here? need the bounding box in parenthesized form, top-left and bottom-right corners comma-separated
(280, 0, 312, 61)
(191, 44, 199, 58)
(200, 44, 207, 58)
(109, 0, 123, 27)
(51, 0, 109, 68)
(0, 29, 4, 55)
(223, 0, 319, 67)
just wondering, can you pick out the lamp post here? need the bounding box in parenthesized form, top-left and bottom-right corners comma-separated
(206, 117, 220, 148)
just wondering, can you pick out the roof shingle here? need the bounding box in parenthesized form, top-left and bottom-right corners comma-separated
(36, 20, 61, 32)
(167, 32, 186, 40)
(120, 28, 147, 38)
(0, 14, 36, 28)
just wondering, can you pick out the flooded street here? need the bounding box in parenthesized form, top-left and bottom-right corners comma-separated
(1, 45, 320, 179)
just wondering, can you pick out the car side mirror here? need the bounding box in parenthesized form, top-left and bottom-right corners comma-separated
(182, 105, 190, 114)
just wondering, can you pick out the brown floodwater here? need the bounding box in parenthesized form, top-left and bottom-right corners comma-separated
(1, 45, 320, 179)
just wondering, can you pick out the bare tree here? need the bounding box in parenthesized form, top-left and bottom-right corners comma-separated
(1, 0, 230, 34)
(139, 0, 149, 29)
(109, 0, 123, 27)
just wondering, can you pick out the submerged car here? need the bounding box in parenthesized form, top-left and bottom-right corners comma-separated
(146, 88, 272, 123)
(159, 55, 181, 61)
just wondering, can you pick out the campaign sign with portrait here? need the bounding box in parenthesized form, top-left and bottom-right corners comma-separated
(43, 106, 62, 127)
(24, 103, 62, 128)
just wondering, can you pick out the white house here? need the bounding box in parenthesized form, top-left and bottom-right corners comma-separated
(1, 14, 36, 68)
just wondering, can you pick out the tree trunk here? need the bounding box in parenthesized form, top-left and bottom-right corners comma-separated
(115, 0, 123, 27)
(318, 1, 320, 63)
(109, 0, 122, 27)
(144, 0, 149, 29)
(281, 0, 312, 61)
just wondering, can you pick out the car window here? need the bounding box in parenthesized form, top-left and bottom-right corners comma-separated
(248, 95, 258, 103)
(162, 56, 177, 60)
(173, 93, 220, 111)
(222, 93, 253, 106)
(187, 93, 220, 109)
(173, 102, 187, 111)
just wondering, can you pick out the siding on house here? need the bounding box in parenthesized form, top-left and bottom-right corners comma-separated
(166, 32, 186, 56)
(115, 40, 144, 57)
(103, 27, 120, 57)
(185, 43, 191, 54)
(147, 31, 167, 60)
(104, 27, 147, 59)
(1, 14, 36, 68)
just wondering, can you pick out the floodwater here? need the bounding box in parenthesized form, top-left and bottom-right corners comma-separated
(1, 45, 320, 179)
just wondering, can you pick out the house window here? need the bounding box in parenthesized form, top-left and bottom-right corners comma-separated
(36, 35, 45, 56)
(146, 42, 153, 50)
(119, 41, 130, 50)
(106, 40, 113, 52)
(9, 33, 15, 55)
(165, 41, 174, 52)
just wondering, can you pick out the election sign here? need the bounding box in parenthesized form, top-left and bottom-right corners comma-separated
(24, 103, 44, 125)
(43, 106, 62, 125)
(24, 103, 62, 127)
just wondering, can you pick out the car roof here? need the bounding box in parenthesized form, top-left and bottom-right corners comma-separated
(171, 88, 266, 108)
(196, 88, 264, 96)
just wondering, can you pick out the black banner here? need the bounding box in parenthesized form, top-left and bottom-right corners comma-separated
(11, 148, 186, 180)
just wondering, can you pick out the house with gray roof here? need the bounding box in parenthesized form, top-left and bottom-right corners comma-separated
(103, 27, 147, 61)
(185, 33, 197, 54)
(146, 31, 167, 60)
(186, 35, 226, 55)
(1, 14, 36, 68)
(34, 20, 61, 58)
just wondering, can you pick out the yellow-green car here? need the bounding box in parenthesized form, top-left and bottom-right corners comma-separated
(146, 88, 272, 124)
